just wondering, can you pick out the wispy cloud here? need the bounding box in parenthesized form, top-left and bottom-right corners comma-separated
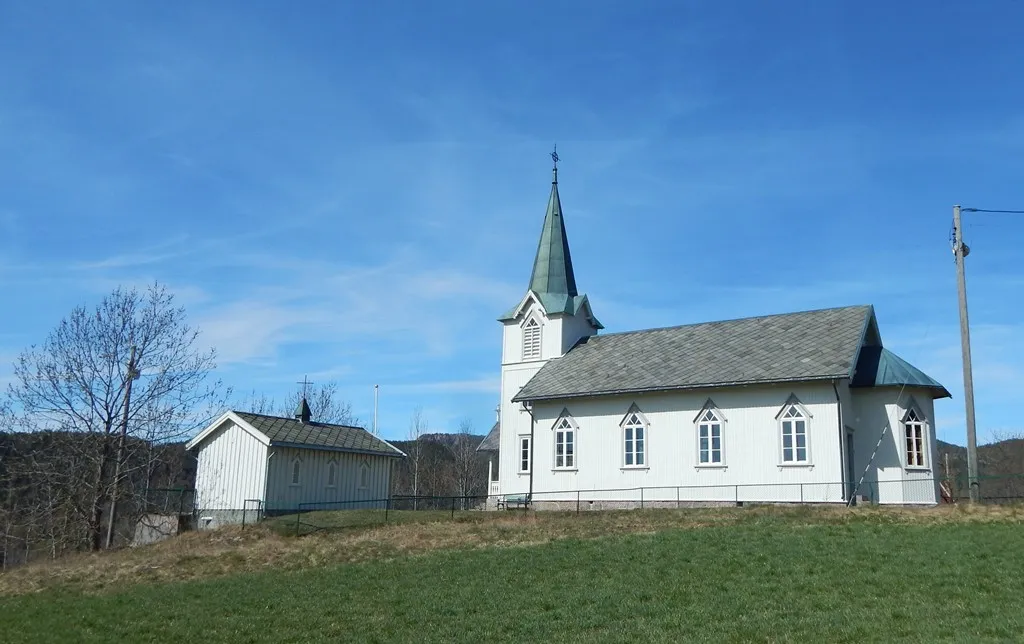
(72, 235, 192, 270)
(386, 376, 500, 395)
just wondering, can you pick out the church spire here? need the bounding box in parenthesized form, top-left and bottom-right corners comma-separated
(528, 146, 578, 297)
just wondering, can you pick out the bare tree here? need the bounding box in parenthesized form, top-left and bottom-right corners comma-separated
(452, 418, 484, 509)
(408, 407, 426, 507)
(6, 283, 226, 551)
(238, 390, 276, 416)
(979, 431, 1024, 500)
(281, 382, 358, 425)
(238, 382, 359, 426)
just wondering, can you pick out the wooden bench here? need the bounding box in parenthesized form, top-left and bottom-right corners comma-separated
(496, 494, 531, 511)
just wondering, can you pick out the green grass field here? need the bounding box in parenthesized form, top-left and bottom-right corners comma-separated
(1, 508, 1023, 642)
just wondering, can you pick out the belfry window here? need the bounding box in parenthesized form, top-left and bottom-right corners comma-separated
(523, 318, 541, 359)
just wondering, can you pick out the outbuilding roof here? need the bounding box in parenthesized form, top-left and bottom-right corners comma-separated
(513, 305, 876, 402)
(233, 412, 405, 457)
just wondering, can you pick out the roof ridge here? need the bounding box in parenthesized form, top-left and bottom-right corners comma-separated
(233, 410, 364, 431)
(588, 305, 873, 340)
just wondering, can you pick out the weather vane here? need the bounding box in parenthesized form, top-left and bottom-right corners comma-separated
(551, 144, 559, 168)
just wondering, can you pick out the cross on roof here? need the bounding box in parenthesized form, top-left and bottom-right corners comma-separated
(297, 375, 314, 399)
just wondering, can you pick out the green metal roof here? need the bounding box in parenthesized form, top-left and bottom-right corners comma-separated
(498, 163, 602, 328)
(528, 168, 577, 297)
(851, 346, 951, 398)
(497, 292, 603, 328)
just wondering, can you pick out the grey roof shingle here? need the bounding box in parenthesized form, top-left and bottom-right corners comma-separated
(513, 305, 873, 402)
(235, 412, 405, 457)
(476, 421, 500, 452)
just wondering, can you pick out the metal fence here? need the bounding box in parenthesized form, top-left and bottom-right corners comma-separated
(267, 474, 1024, 536)
(279, 496, 492, 536)
(953, 474, 1024, 503)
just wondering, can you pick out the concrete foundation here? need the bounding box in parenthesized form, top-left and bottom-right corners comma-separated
(194, 508, 262, 530)
(131, 514, 192, 546)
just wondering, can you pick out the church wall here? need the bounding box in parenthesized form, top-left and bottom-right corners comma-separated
(837, 379, 857, 489)
(498, 361, 546, 495)
(194, 420, 269, 513)
(263, 447, 394, 512)
(555, 311, 597, 354)
(502, 315, 549, 365)
(542, 315, 564, 359)
(848, 388, 939, 504)
(502, 381, 849, 504)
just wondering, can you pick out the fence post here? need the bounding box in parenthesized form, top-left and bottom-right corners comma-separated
(451, 496, 456, 519)
(800, 483, 804, 504)
(735, 485, 739, 505)
(294, 507, 301, 537)
(676, 486, 680, 509)
(385, 497, 390, 524)
(242, 504, 247, 531)
(576, 490, 580, 515)
(640, 487, 644, 510)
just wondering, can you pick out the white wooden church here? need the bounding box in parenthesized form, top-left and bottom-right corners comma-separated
(479, 158, 949, 507)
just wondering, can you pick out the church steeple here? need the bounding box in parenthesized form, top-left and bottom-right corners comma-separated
(528, 146, 578, 297)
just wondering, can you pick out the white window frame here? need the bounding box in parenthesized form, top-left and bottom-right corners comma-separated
(326, 460, 338, 488)
(619, 405, 649, 469)
(521, 315, 542, 361)
(776, 396, 812, 466)
(693, 400, 726, 468)
(358, 461, 371, 489)
(290, 457, 302, 486)
(518, 435, 531, 474)
(552, 411, 578, 471)
(902, 402, 929, 470)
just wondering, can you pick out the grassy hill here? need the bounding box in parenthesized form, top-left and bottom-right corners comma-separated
(1, 505, 1023, 641)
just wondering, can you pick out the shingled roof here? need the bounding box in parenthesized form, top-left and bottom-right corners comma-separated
(513, 305, 875, 402)
(476, 421, 500, 452)
(234, 412, 405, 457)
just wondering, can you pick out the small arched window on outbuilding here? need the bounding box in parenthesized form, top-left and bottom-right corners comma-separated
(326, 460, 338, 488)
(290, 458, 302, 486)
(358, 460, 371, 490)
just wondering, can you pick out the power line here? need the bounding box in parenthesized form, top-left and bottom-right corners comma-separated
(952, 203, 1024, 502)
(961, 208, 1024, 214)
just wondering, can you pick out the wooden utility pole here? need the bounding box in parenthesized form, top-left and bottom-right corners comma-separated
(952, 205, 980, 502)
(105, 345, 139, 549)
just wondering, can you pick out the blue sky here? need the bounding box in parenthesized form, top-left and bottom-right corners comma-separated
(1, 2, 1022, 444)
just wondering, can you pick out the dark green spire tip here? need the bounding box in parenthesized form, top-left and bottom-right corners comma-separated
(528, 151, 578, 297)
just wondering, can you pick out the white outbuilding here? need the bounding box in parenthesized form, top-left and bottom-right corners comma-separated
(186, 400, 404, 527)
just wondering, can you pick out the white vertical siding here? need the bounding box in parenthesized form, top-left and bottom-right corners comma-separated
(848, 387, 939, 504)
(498, 362, 545, 496)
(194, 420, 268, 510)
(556, 311, 598, 355)
(263, 447, 394, 512)
(499, 298, 598, 498)
(501, 382, 847, 503)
